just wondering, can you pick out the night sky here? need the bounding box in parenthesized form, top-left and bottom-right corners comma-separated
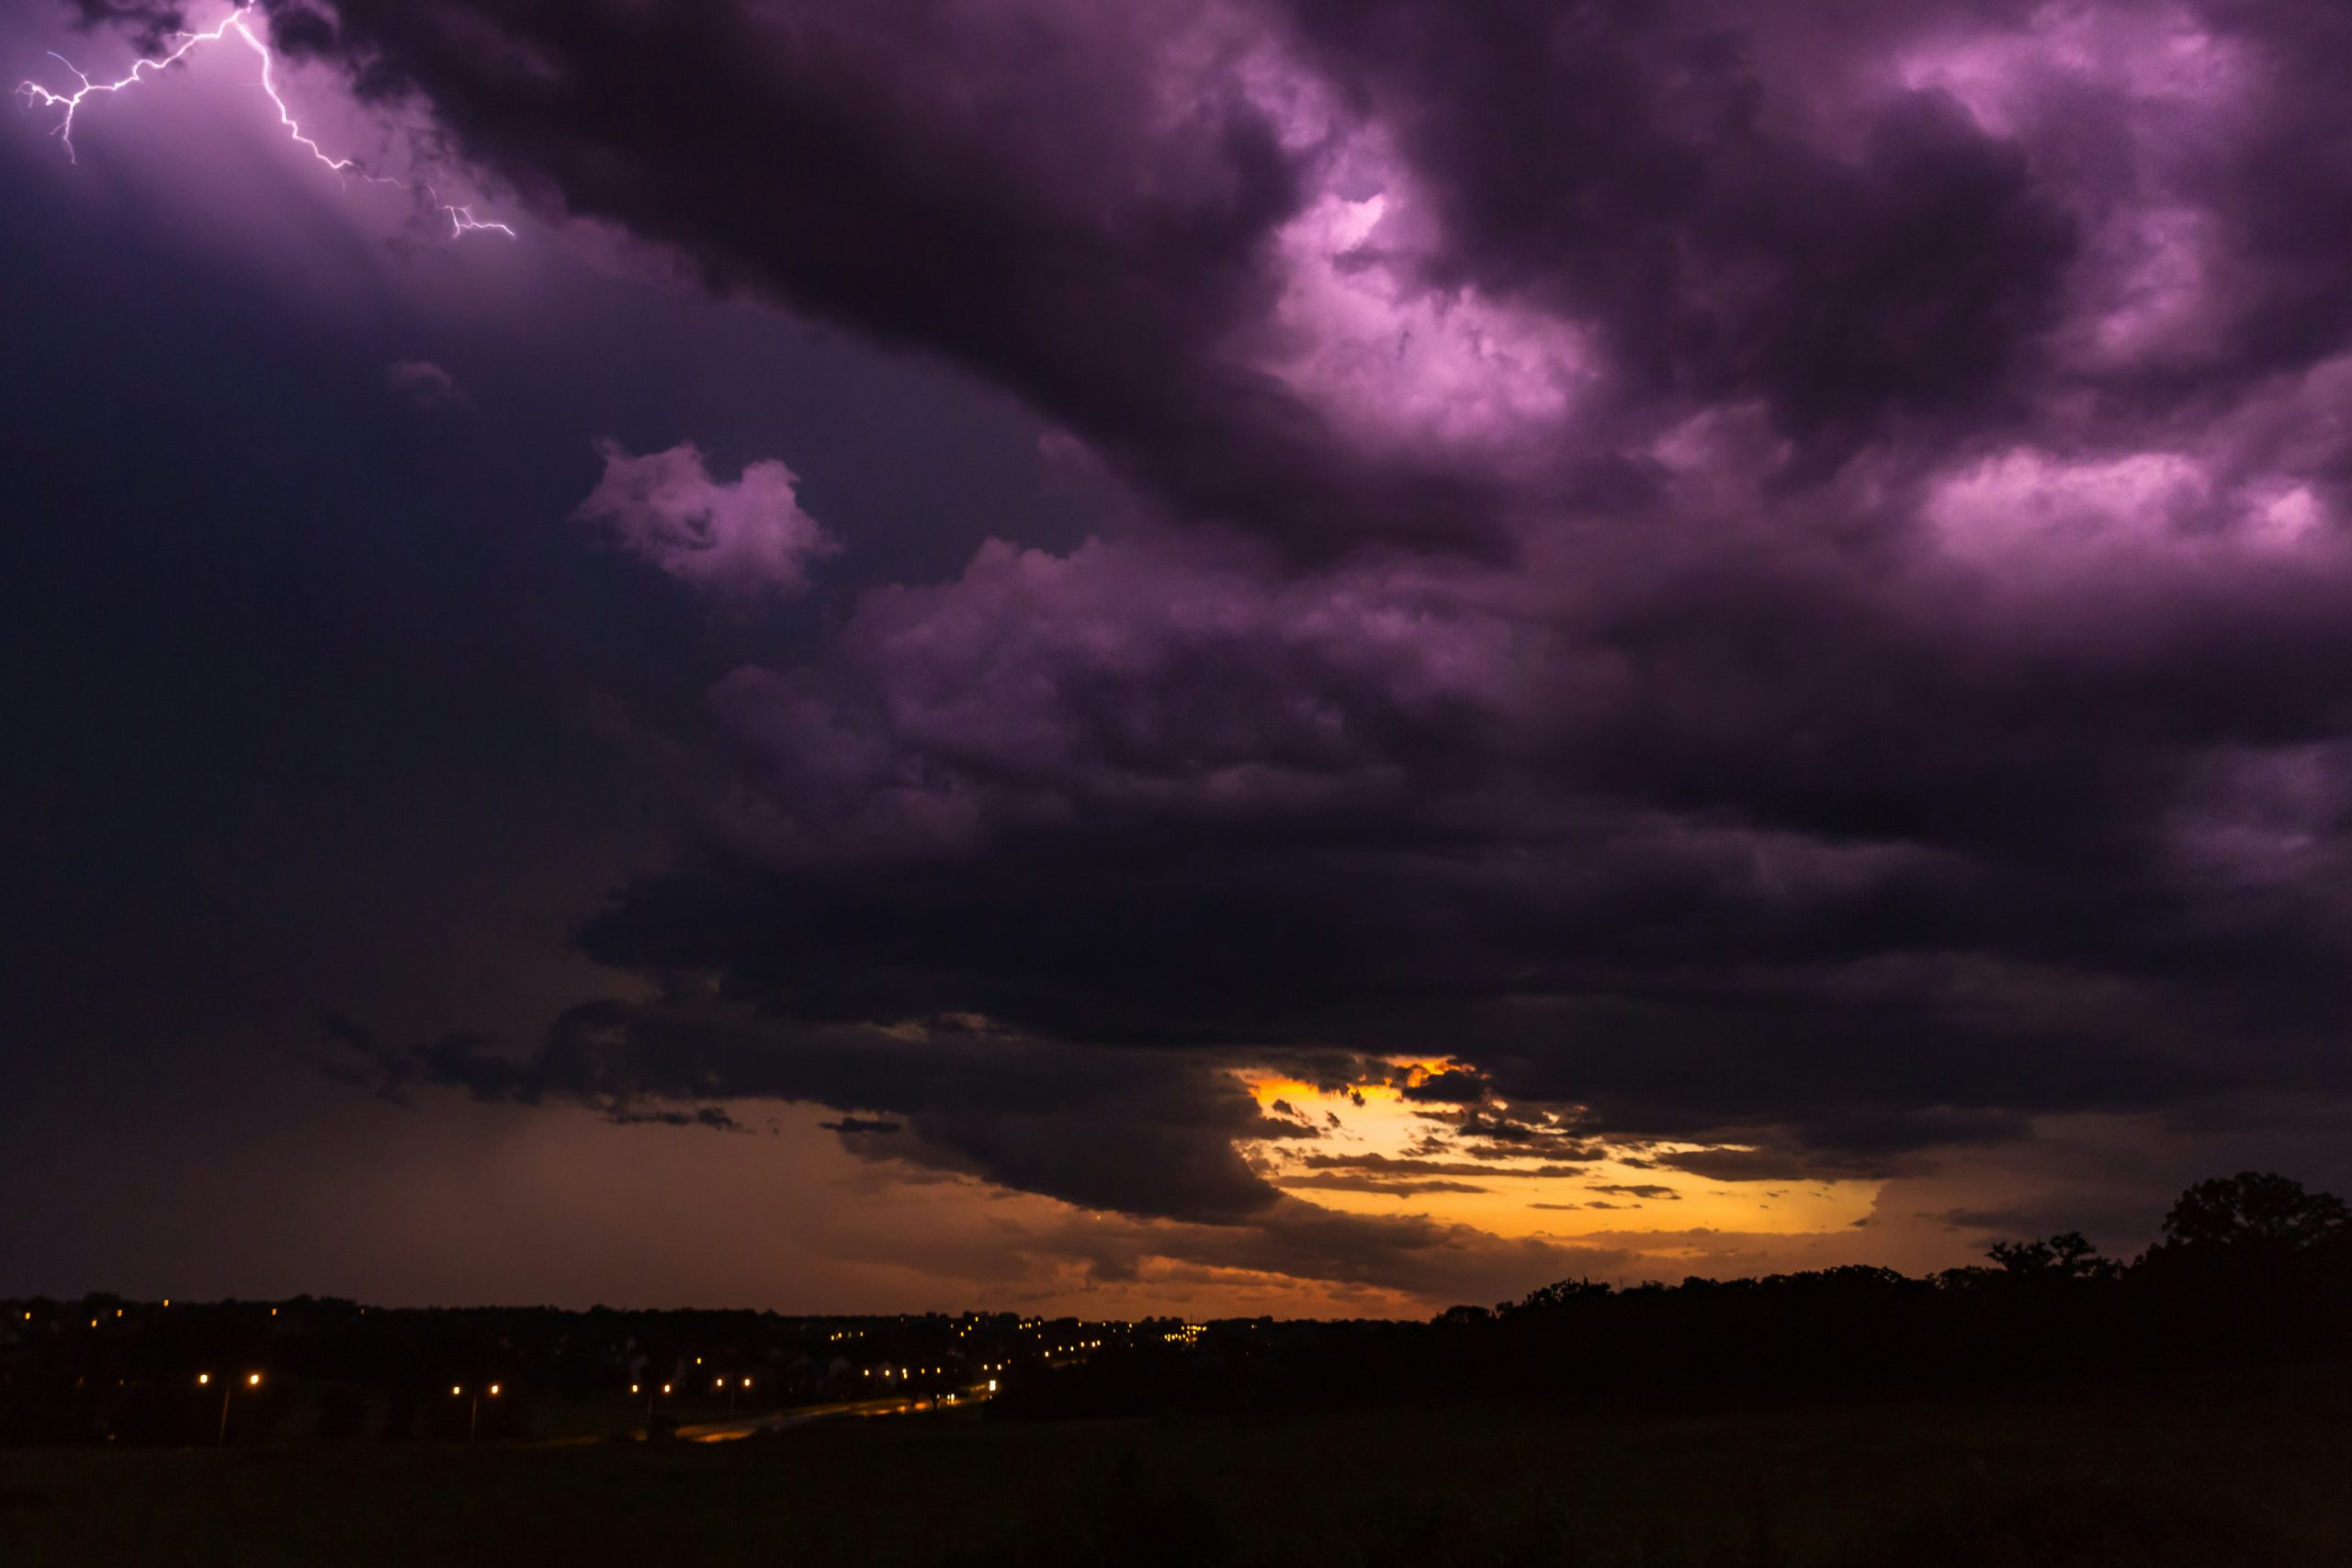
(6, 0, 2352, 1317)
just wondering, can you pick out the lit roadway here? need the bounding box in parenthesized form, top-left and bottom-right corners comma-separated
(668, 1383, 997, 1444)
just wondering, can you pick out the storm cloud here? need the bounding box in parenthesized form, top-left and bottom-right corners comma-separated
(228, 0, 2352, 1266)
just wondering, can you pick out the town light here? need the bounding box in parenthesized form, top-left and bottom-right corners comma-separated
(489, 1384, 501, 1396)
(246, 1373, 261, 1387)
(198, 1373, 210, 1386)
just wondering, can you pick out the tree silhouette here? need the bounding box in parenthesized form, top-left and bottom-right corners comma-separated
(1986, 1232, 2118, 1281)
(2148, 1172, 2350, 1268)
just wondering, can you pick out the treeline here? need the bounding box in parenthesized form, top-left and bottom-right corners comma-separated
(989, 1172, 2352, 1420)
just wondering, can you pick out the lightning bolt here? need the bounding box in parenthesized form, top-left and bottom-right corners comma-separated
(17, 6, 514, 241)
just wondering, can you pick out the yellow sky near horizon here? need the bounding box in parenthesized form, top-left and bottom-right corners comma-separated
(1240, 1063, 1881, 1258)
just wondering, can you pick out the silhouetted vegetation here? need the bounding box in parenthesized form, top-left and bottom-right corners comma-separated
(978, 1173, 2352, 1425)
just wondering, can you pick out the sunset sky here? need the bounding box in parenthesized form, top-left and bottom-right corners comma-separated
(6, 0, 2352, 1318)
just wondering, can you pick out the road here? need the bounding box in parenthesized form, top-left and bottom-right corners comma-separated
(670, 1385, 991, 1444)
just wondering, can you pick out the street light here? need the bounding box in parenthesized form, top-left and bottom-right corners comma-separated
(454, 1382, 500, 1440)
(640, 1380, 675, 1436)
(205, 1372, 260, 1445)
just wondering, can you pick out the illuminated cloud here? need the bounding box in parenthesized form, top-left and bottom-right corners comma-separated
(573, 440, 837, 602)
(22, 0, 2352, 1306)
(19, 4, 514, 238)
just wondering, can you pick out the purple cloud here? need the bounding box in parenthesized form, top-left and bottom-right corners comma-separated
(573, 440, 836, 602)
(385, 359, 461, 409)
(254, 0, 2352, 1258)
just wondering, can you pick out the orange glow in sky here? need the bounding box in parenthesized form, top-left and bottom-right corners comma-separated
(1239, 1063, 1878, 1261)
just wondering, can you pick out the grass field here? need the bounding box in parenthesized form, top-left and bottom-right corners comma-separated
(4, 1368, 2348, 1566)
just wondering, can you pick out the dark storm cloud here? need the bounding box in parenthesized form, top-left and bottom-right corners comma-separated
(1633, 1145, 1899, 1184)
(1273, 1173, 1490, 1197)
(317, 1001, 1651, 1297)
(322, 998, 1293, 1224)
(1282, 0, 2081, 463)
(234, 0, 2352, 1231)
(266, 0, 1501, 558)
(1293, 1154, 1590, 1180)
(1398, 1068, 1493, 1105)
(62, 0, 185, 51)
(1924, 1205, 2045, 1234)
(1040, 1197, 1634, 1303)
(817, 1116, 902, 1134)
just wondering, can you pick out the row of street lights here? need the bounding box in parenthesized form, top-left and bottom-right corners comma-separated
(175, 1359, 997, 1450)
(628, 1373, 756, 1429)
(199, 1372, 513, 1444)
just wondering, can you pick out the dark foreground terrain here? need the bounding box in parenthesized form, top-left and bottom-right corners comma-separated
(4, 1367, 2349, 1568)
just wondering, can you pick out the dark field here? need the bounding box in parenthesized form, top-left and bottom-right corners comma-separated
(5, 1370, 2349, 1568)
